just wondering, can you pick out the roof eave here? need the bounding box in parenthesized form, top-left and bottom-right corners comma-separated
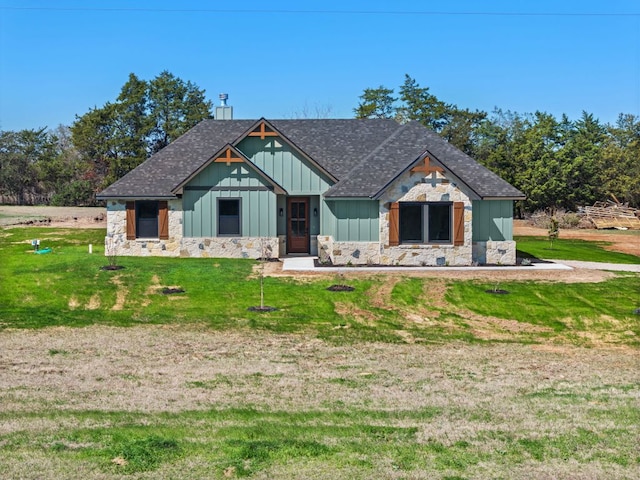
(96, 194, 177, 201)
(479, 195, 527, 201)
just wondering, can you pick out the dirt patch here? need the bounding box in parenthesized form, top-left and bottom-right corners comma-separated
(0, 206, 106, 228)
(369, 277, 401, 309)
(85, 294, 101, 310)
(266, 261, 615, 284)
(462, 312, 554, 342)
(334, 302, 379, 325)
(67, 296, 80, 310)
(514, 219, 640, 256)
(109, 275, 127, 311)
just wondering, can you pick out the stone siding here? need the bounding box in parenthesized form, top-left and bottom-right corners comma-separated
(179, 237, 278, 259)
(317, 236, 379, 265)
(105, 200, 277, 259)
(473, 240, 517, 265)
(377, 170, 474, 266)
(105, 200, 183, 258)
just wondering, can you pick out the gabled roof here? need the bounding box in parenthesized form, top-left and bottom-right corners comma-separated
(324, 121, 524, 200)
(96, 118, 524, 200)
(172, 143, 287, 195)
(238, 119, 338, 183)
(96, 120, 255, 199)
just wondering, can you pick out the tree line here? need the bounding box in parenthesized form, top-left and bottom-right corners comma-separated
(0, 71, 213, 206)
(1, 72, 638, 212)
(355, 75, 640, 213)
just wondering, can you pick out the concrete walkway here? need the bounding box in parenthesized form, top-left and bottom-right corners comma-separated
(545, 260, 640, 273)
(281, 257, 575, 272)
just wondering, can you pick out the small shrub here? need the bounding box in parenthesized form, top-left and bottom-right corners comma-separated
(548, 217, 559, 250)
(558, 212, 582, 229)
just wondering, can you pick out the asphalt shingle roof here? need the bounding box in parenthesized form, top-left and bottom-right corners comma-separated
(96, 118, 524, 200)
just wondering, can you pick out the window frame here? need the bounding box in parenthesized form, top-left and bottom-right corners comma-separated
(135, 200, 159, 239)
(217, 197, 242, 236)
(399, 201, 453, 245)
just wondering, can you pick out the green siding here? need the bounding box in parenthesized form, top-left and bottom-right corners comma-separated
(183, 162, 277, 237)
(472, 200, 514, 241)
(237, 137, 333, 195)
(322, 199, 379, 242)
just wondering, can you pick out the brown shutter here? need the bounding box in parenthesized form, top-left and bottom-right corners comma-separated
(388, 202, 400, 246)
(126, 201, 136, 240)
(158, 201, 169, 240)
(453, 202, 465, 246)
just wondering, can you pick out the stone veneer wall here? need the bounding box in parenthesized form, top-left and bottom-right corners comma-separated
(105, 200, 183, 257)
(179, 237, 278, 259)
(318, 171, 476, 267)
(317, 236, 380, 265)
(472, 240, 517, 265)
(105, 200, 278, 259)
(378, 171, 474, 266)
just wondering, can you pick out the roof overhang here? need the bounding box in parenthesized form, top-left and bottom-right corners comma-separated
(95, 194, 177, 201)
(478, 196, 527, 201)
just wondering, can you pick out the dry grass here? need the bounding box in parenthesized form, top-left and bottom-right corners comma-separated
(1, 326, 638, 478)
(0, 324, 635, 415)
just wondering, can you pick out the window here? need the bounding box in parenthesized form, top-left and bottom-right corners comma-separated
(126, 201, 169, 240)
(218, 198, 241, 236)
(399, 202, 452, 244)
(136, 201, 159, 238)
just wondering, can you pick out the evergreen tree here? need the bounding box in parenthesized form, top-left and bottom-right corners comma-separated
(71, 71, 213, 189)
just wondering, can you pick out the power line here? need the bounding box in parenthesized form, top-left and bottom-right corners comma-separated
(1, 7, 640, 17)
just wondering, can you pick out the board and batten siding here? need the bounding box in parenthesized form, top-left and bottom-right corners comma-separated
(322, 199, 379, 242)
(183, 162, 277, 238)
(237, 137, 333, 195)
(472, 200, 514, 241)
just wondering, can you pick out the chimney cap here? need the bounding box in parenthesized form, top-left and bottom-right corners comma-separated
(219, 93, 229, 106)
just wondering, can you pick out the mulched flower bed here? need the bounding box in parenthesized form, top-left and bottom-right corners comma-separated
(162, 288, 185, 295)
(327, 285, 355, 292)
(247, 306, 278, 312)
(100, 265, 125, 271)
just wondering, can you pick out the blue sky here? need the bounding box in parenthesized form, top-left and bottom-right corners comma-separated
(1, 0, 639, 131)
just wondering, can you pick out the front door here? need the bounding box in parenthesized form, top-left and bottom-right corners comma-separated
(287, 197, 309, 254)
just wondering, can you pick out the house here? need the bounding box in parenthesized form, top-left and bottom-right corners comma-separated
(97, 116, 525, 266)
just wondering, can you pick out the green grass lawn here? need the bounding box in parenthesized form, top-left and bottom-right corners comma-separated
(516, 235, 640, 264)
(1, 227, 638, 345)
(1, 227, 639, 479)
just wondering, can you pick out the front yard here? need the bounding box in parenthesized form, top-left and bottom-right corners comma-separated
(0, 225, 638, 479)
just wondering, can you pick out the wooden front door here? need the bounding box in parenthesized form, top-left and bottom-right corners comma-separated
(287, 197, 309, 254)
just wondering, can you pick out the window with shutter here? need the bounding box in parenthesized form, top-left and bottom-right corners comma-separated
(393, 202, 463, 246)
(126, 201, 167, 239)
